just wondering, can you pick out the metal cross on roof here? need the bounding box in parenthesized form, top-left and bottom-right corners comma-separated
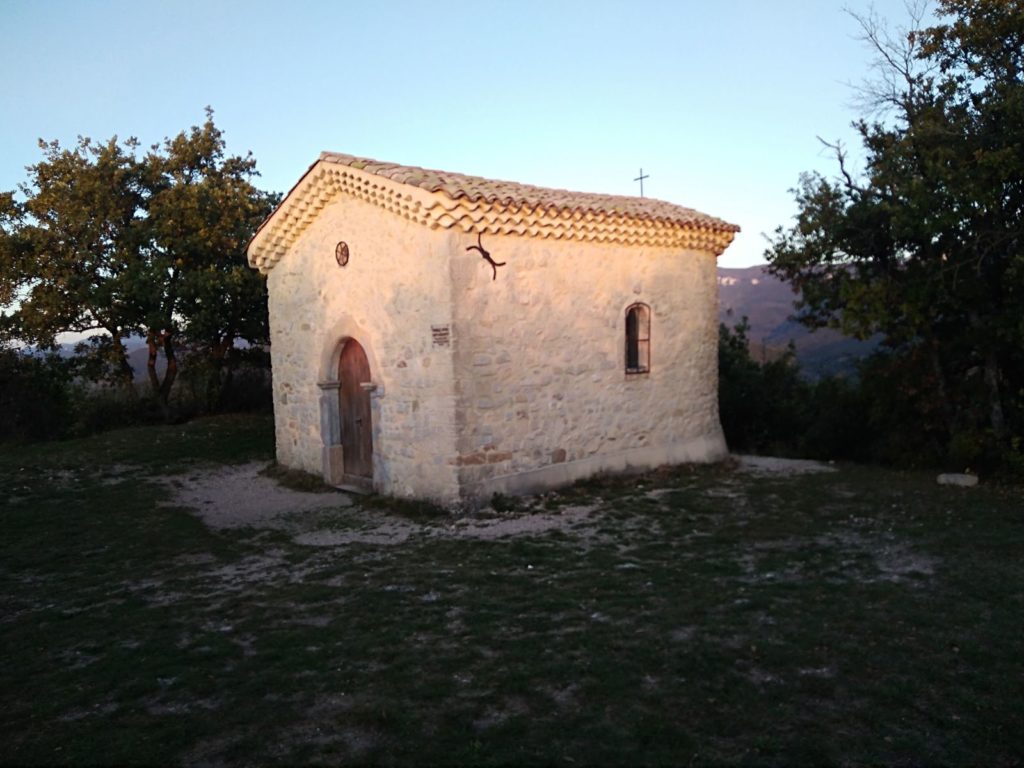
(634, 168, 650, 197)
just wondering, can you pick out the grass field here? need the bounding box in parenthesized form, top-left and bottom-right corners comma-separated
(1, 414, 1022, 765)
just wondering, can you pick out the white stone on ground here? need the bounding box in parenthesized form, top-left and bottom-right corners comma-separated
(734, 455, 837, 476)
(936, 473, 978, 487)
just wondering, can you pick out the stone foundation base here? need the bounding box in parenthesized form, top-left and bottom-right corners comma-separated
(462, 433, 728, 504)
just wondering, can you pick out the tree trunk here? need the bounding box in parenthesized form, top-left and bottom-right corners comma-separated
(968, 312, 1008, 442)
(207, 334, 233, 413)
(928, 338, 956, 436)
(146, 330, 178, 421)
(161, 332, 178, 407)
(110, 333, 135, 393)
(217, 365, 235, 412)
(982, 347, 1008, 441)
(146, 331, 161, 395)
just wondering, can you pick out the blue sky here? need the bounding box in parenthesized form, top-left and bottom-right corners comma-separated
(1, 0, 919, 267)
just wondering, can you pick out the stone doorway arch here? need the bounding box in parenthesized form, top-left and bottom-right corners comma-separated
(338, 338, 373, 481)
(319, 336, 375, 491)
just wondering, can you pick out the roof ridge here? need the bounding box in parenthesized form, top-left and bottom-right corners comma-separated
(316, 151, 738, 232)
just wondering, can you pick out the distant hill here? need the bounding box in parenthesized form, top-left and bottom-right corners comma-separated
(52, 335, 167, 383)
(717, 265, 877, 379)
(55, 336, 260, 384)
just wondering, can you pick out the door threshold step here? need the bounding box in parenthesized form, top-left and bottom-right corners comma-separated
(335, 476, 373, 494)
(334, 484, 371, 495)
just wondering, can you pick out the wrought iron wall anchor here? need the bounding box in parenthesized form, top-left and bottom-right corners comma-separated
(466, 233, 506, 280)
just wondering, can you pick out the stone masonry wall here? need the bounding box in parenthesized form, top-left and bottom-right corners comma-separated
(450, 233, 726, 501)
(267, 195, 461, 503)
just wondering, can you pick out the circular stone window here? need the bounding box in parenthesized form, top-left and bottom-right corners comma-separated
(335, 241, 350, 267)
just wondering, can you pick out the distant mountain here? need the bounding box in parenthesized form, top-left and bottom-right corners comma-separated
(51, 334, 167, 383)
(56, 336, 257, 383)
(717, 265, 878, 379)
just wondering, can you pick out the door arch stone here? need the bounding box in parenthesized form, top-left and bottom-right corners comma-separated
(318, 329, 379, 490)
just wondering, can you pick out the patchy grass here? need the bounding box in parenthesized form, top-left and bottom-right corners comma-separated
(1, 415, 1022, 765)
(357, 492, 452, 524)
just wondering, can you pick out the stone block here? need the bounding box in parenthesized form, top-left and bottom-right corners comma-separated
(937, 473, 979, 487)
(323, 444, 345, 485)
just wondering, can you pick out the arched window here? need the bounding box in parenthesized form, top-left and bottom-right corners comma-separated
(625, 303, 650, 374)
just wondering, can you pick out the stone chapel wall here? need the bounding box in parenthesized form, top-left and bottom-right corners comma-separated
(450, 234, 727, 501)
(266, 195, 461, 502)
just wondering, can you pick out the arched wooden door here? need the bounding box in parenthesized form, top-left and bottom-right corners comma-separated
(339, 338, 373, 480)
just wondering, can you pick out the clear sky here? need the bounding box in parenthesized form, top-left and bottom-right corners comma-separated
(1, 0, 919, 267)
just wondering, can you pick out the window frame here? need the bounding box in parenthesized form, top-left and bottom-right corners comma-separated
(624, 302, 651, 374)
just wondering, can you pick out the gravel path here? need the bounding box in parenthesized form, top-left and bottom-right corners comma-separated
(164, 462, 351, 530)
(165, 457, 834, 546)
(165, 462, 598, 545)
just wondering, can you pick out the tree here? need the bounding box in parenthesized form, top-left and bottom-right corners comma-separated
(0, 348, 74, 441)
(766, 0, 1023, 458)
(718, 318, 811, 455)
(0, 136, 148, 385)
(0, 110, 279, 416)
(141, 112, 279, 412)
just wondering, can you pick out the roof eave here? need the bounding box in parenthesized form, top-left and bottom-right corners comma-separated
(247, 153, 741, 273)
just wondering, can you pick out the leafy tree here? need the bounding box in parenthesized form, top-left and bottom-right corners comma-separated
(0, 348, 74, 441)
(718, 318, 811, 455)
(0, 110, 278, 417)
(0, 136, 147, 384)
(767, 0, 1024, 459)
(141, 112, 279, 412)
(718, 319, 889, 462)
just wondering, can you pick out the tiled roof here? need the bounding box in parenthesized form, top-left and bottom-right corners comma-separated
(319, 152, 739, 233)
(248, 152, 739, 272)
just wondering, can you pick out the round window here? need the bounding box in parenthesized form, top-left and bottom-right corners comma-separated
(335, 241, 350, 267)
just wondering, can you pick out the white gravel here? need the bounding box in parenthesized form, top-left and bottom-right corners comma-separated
(163, 457, 836, 547)
(734, 455, 837, 476)
(163, 462, 598, 546)
(163, 462, 351, 530)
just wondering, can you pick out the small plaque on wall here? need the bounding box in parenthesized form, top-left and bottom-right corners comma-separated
(431, 325, 451, 347)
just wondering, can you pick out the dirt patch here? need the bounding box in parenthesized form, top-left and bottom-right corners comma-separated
(162, 456, 834, 545)
(160, 456, 858, 554)
(161, 462, 352, 530)
(164, 462, 601, 547)
(446, 504, 596, 540)
(294, 505, 600, 547)
(734, 530, 938, 587)
(294, 523, 417, 547)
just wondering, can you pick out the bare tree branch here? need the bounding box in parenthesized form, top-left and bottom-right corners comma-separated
(817, 136, 868, 194)
(845, 0, 937, 120)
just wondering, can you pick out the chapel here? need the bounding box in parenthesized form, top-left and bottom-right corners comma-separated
(247, 152, 739, 505)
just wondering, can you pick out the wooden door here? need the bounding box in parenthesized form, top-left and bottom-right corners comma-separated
(339, 339, 373, 479)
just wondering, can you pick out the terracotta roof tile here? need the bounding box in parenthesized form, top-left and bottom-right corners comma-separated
(247, 151, 740, 272)
(318, 151, 739, 233)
